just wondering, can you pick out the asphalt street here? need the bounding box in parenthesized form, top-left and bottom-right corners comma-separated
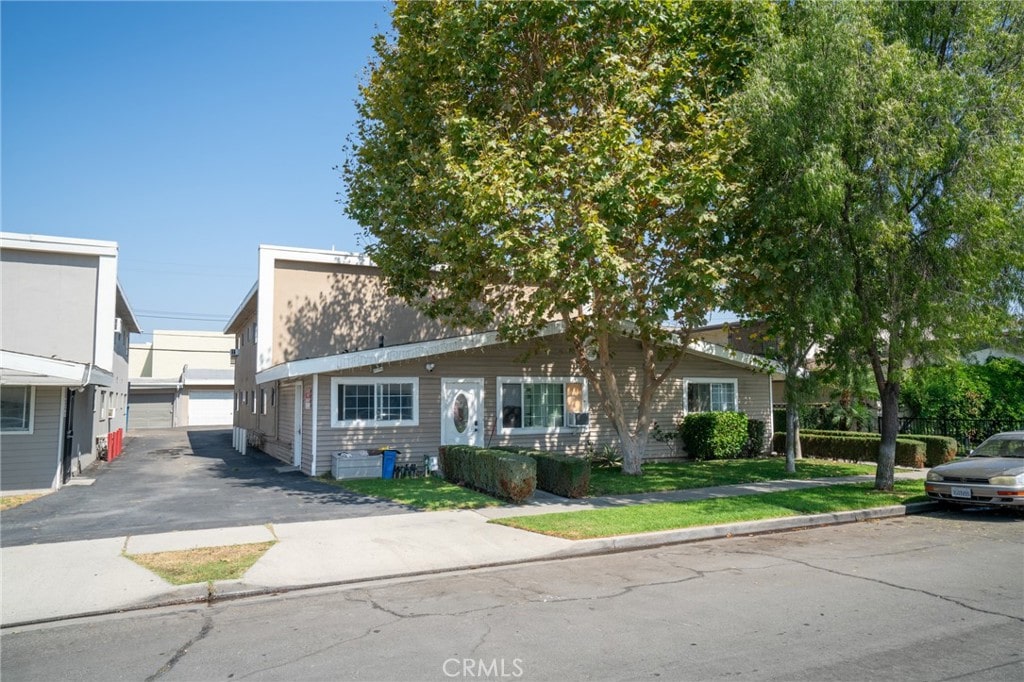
(0, 428, 411, 547)
(3, 510, 1021, 682)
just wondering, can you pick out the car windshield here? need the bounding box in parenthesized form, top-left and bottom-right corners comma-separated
(972, 436, 1024, 458)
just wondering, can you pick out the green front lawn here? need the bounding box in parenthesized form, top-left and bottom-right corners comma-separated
(326, 476, 504, 510)
(588, 458, 878, 496)
(492, 480, 926, 540)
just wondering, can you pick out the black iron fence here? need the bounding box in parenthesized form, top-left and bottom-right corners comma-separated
(886, 417, 1024, 451)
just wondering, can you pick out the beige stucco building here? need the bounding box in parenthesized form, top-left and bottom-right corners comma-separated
(128, 330, 235, 429)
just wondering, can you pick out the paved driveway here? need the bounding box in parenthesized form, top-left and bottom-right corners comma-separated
(0, 428, 412, 547)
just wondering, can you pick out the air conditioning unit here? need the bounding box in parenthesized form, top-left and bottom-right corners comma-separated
(570, 412, 590, 428)
(113, 318, 123, 334)
(230, 348, 240, 358)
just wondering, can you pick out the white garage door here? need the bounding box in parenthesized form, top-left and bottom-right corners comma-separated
(188, 390, 233, 426)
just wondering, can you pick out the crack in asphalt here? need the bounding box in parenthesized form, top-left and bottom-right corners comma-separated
(145, 615, 214, 682)
(737, 550, 1024, 624)
(231, 616, 397, 680)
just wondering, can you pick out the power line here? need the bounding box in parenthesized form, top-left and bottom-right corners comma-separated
(136, 313, 229, 321)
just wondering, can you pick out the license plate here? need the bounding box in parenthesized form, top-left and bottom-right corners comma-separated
(951, 486, 972, 499)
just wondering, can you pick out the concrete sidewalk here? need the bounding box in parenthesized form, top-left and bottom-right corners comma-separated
(0, 473, 931, 628)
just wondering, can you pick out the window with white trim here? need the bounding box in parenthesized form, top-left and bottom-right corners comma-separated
(331, 377, 419, 427)
(684, 378, 738, 413)
(260, 389, 268, 415)
(1, 386, 34, 434)
(251, 390, 257, 414)
(497, 377, 587, 432)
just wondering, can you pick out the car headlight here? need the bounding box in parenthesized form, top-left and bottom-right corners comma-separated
(926, 471, 944, 482)
(988, 474, 1024, 486)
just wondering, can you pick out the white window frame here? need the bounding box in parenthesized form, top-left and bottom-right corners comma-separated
(683, 378, 739, 414)
(331, 377, 420, 428)
(496, 376, 588, 435)
(0, 386, 35, 435)
(260, 389, 268, 415)
(251, 390, 257, 414)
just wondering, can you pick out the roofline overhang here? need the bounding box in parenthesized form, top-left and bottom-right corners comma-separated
(254, 322, 783, 383)
(224, 281, 259, 334)
(255, 324, 564, 384)
(116, 281, 143, 333)
(1, 351, 115, 387)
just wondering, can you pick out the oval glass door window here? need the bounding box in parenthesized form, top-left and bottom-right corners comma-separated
(453, 393, 469, 433)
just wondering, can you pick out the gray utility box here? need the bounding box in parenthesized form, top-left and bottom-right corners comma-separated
(332, 451, 381, 480)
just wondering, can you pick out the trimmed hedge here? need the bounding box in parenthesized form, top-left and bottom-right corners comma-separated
(439, 445, 536, 502)
(492, 447, 591, 498)
(769, 431, 927, 468)
(743, 419, 767, 457)
(801, 430, 957, 467)
(681, 412, 749, 460)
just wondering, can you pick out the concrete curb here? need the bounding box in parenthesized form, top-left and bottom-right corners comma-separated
(1, 501, 940, 630)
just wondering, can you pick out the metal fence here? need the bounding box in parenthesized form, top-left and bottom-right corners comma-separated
(886, 417, 1024, 451)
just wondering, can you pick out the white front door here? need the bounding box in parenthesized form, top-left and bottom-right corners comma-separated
(441, 379, 484, 447)
(293, 384, 303, 467)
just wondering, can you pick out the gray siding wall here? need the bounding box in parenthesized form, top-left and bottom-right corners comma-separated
(0, 250, 98, 364)
(263, 381, 296, 464)
(0, 386, 62, 491)
(304, 337, 773, 476)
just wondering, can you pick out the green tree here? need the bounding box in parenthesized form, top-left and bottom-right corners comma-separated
(344, 0, 768, 474)
(729, 1, 1024, 490)
(726, 4, 851, 474)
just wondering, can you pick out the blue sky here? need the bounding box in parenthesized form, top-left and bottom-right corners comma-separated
(2, 1, 392, 337)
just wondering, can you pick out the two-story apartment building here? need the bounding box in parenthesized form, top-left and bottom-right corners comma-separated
(1, 232, 141, 491)
(225, 244, 777, 478)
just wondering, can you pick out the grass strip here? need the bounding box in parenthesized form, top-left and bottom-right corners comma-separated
(126, 542, 276, 585)
(588, 458, 879, 496)
(492, 480, 926, 540)
(0, 493, 46, 511)
(325, 476, 504, 510)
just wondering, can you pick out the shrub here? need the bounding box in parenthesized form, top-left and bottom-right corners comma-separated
(742, 419, 767, 457)
(681, 412, 749, 461)
(493, 447, 591, 498)
(801, 429, 956, 467)
(768, 431, 926, 468)
(908, 435, 958, 466)
(439, 446, 536, 502)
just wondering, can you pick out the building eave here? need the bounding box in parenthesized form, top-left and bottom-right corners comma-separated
(224, 281, 259, 334)
(255, 323, 564, 384)
(1, 350, 114, 387)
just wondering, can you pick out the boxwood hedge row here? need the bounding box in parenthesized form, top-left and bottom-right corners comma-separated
(800, 429, 957, 467)
(439, 445, 536, 502)
(770, 431, 927, 468)
(492, 446, 591, 498)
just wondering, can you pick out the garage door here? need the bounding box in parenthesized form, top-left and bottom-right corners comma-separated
(128, 391, 175, 429)
(188, 390, 233, 426)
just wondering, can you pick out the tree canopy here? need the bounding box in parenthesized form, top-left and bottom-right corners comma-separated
(345, 0, 770, 473)
(726, 1, 1024, 489)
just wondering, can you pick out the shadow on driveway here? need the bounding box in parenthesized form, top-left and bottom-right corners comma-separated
(0, 428, 412, 547)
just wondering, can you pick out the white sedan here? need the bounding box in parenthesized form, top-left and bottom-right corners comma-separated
(925, 431, 1024, 507)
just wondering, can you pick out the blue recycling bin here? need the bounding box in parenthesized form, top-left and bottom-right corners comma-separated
(381, 449, 398, 479)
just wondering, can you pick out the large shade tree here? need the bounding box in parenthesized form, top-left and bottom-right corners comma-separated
(729, 1, 1024, 489)
(344, 0, 769, 473)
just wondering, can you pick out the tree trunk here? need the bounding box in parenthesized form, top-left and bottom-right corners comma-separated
(794, 412, 803, 460)
(619, 428, 648, 476)
(875, 381, 900, 491)
(785, 401, 798, 474)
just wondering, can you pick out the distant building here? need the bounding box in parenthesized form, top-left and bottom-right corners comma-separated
(1, 232, 141, 491)
(128, 330, 235, 429)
